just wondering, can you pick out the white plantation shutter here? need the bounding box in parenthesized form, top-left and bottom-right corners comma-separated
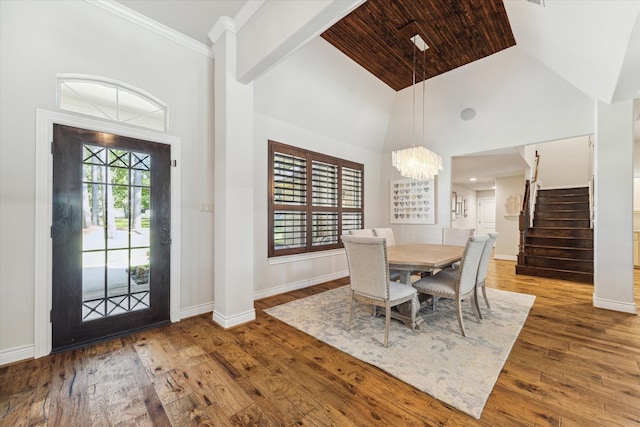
(269, 141, 364, 257)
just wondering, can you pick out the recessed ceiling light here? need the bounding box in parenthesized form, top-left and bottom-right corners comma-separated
(460, 107, 476, 121)
(469, 177, 477, 182)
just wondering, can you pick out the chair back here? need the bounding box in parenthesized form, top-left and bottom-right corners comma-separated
(456, 235, 489, 295)
(477, 232, 499, 284)
(442, 227, 475, 246)
(341, 235, 389, 300)
(372, 228, 396, 246)
(349, 228, 375, 237)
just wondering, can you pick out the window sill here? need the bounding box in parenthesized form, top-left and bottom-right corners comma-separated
(268, 248, 345, 265)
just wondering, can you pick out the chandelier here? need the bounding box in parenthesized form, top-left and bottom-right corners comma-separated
(392, 146, 442, 181)
(392, 29, 443, 181)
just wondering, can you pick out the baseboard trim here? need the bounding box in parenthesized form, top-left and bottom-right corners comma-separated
(253, 270, 349, 301)
(212, 308, 256, 329)
(494, 254, 517, 261)
(593, 296, 637, 314)
(0, 344, 34, 366)
(180, 302, 215, 319)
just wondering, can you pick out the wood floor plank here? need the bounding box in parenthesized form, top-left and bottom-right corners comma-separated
(153, 368, 195, 406)
(2, 258, 640, 425)
(190, 358, 253, 418)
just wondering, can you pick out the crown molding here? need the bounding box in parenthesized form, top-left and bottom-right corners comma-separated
(208, 16, 236, 44)
(87, 0, 214, 58)
(208, 1, 264, 44)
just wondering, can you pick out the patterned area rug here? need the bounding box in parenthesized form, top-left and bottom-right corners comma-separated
(264, 285, 535, 419)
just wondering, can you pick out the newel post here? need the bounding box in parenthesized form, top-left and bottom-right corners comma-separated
(518, 180, 530, 265)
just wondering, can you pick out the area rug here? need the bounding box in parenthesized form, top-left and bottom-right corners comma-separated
(264, 285, 535, 419)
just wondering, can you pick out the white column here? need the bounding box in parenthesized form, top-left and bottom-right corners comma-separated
(593, 99, 636, 313)
(210, 18, 256, 327)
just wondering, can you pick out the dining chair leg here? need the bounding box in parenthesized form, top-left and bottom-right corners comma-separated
(410, 296, 417, 330)
(346, 294, 355, 331)
(471, 294, 481, 324)
(455, 298, 466, 337)
(481, 283, 491, 311)
(474, 286, 483, 320)
(384, 304, 391, 347)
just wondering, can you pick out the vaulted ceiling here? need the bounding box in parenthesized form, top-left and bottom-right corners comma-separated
(115, 0, 640, 186)
(321, 0, 515, 91)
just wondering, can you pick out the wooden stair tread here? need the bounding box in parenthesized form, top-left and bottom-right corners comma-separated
(525, 244, 593, 251)
(527, 227, 592, 231)
(515, 264, 593, 284)
(518, 186, 593, 282)
(516, 264, 593, 274)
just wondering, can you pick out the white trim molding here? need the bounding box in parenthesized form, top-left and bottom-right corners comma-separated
(0, 345, 34, 366)
(253, 270, 349, 301)
(213, 308, 256, 329)
(87, 0, 214, 58)
(268, 248, 345, 265)
(181, 302, 215, 320)
(35, 109, 182, 358)
(208, 16, 236, 44)
(494, 254, 518, 262)
(593, 295, 637, 314)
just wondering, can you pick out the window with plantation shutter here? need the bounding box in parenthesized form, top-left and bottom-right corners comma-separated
(268, 140, 364, 257)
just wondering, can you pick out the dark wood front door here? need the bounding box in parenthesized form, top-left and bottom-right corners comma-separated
(51, 124, 171, 352)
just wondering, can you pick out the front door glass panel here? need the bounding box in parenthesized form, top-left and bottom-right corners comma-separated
(81, 145, 151, 321)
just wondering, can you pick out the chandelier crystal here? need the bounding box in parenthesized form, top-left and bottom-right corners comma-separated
(392, 26, 442, 182)
(392, 146, 442, 181)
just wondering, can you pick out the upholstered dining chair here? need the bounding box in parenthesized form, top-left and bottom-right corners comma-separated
(412, 234, 489, 337)
(442, 227, 475, 269)
(341, 235, 417, 347)
(442, 227, 475, 246)
(372, 228, 401, 281)
(372, 228, 396, 246)
(474, 232, 499, 318)
(349, 228, 375, 237)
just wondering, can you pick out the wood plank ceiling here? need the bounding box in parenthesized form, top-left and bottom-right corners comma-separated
(321, 0, 516, 91)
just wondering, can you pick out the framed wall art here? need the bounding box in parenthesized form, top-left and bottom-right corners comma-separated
(390, 178, 435, 224)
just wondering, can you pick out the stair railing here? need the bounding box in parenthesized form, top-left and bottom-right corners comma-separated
(529, 150, 541, 227)
(518, 179, 531, 265)
(518, 151, 541, 265)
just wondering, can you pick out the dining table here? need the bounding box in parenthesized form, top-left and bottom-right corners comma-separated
(387, 243, 465, 285)
(385, 243, 465, 328)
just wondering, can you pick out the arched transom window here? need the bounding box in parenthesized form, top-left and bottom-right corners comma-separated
(58, 75, 167, 131)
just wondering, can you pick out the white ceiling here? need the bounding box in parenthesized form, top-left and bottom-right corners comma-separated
(115, 0, 640, 189)
(116, 0, 245, 45)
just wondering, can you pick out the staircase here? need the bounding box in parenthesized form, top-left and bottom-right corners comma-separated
(516, 187, 593, 284)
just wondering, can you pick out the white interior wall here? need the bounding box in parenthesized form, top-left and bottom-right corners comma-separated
(3, 0, 637, 362)
(253, 37, 395, 152)
(451, 185, 477, 231)
(0, 1, 214, 357)
(252, 113, 383, 296)
(593, 99, 636, 313)
(535, 136, 592, 188)
(252, 37, 395, 296)
(381, 47, 594, 244)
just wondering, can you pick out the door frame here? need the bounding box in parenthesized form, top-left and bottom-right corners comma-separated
(35, 109, 181, 358)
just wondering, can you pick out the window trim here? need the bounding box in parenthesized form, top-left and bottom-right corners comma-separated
(57, 74, 168, 132)
(268, 140, 364, 258)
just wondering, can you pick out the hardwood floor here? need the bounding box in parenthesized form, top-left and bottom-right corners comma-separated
(2, 259, 640, 426)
